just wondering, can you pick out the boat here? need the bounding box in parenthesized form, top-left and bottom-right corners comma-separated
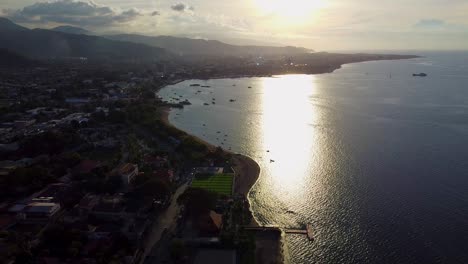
(270, 159, 275, 163)
(181, 100, 191, 105)
(413, 73, 427, 77)
(306, 224, 314, 241)
(203, 103, 209, 106)
(190, 84, 201, 87)
(201, 85, 211, 88)
(229, 99, 236, 102)
(248, 86, 252, 88)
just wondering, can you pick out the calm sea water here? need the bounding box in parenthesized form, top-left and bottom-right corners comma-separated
(159, 52, 468, 264)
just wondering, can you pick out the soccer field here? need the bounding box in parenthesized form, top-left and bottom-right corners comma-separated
(191, 174, 233, 195)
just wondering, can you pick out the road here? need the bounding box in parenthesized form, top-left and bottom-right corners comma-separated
(139, 183, 188, 264)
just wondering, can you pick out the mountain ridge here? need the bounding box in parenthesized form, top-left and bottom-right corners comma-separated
(0, 18, 171, 61)
(105, 34, 312, 57)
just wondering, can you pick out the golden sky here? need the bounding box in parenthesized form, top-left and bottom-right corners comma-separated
(2, 0, 468, 50)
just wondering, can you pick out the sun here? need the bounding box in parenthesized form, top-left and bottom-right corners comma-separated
(255, 0, 325, 21)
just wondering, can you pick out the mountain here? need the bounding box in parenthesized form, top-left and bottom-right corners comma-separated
(106, 34, 312, 57)
(52, 25, 92, 35)
(0, 18, 171, 61)
(0, 17, 29, 32)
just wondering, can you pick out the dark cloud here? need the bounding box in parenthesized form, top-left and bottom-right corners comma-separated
(4, 0, 142, 27)
(171, 3, 194, 12)
(151, 11, 161, 16)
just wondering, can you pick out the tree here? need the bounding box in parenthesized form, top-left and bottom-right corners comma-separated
(129, 179, 170, 200)
(177, 188, 218, 217)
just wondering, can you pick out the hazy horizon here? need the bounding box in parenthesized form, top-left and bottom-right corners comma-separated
(1, 0, 468, 51)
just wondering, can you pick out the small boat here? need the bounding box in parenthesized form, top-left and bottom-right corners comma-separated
(266, 150, 270, 152)
(306, 224, 314, 241)
(203, 103, 209, 106)
(270, 159, 275, 163)
(248, 86, 252, 88)
(201, 85, 211, 88)
(203, 124, 206, 126)
(286, 210, 296, 214)
(229, 99, 236, 102)
(190, 84, 201, 87)
(413, 73, 427, 77)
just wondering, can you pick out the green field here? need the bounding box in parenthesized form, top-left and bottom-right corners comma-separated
(191, 174, 234, 195)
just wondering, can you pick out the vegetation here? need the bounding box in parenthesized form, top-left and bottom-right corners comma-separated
(177, 187, 218, 217)
(0, 166, 54, 199)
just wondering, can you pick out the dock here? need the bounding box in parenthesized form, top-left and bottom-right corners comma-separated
(244, 224, 314, 241)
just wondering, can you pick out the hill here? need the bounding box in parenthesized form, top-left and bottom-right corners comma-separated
(106, 34, 312, 57)
(0, 18, 171, 62)
(51, 25, 92, 35)
(0, 17, 29, 32)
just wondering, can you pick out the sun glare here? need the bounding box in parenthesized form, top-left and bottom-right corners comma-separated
(255, 0, 325, 23)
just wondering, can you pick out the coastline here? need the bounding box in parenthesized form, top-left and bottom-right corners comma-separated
(159, 102, 285, 264)
(155, 54, 419, 263)
(159, 106, 261, 209)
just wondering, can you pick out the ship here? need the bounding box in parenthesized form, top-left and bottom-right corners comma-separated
(412, 73, 427, 77)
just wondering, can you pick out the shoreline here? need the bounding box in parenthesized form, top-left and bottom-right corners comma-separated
(159, 107, 261, 222)
(155, 55, 419, 263)
(159, 98, 284, 264)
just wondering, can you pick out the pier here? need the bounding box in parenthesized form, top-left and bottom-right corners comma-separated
(244, 224, 314, 241)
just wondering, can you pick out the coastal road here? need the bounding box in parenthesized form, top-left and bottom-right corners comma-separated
(139, 183, 188, 264)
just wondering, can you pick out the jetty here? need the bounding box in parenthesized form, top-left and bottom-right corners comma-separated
(244, 224, 314, 241)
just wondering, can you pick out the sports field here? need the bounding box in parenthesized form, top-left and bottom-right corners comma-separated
(191, 174, 234, 195)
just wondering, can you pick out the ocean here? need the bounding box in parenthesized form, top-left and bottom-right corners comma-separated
(158, 51, 468, 263)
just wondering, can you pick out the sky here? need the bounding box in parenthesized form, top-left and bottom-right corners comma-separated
(1, 0, 468, 50)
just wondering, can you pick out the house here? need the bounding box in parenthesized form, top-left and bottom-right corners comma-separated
(77, 194, 100, 217)
(153, 168, 174, 182)
(73, 160, 101, 175)
(91, 194, 126, 220)
(144, 155, 169, 169)
(117, 163, 138, 187)
(18, 202, 61, 223)
(197, 210, 223, 236)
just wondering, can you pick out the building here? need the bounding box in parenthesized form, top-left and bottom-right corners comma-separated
(117, 163, 138, 187)
(18, 202, 61, 222)
(153, 168, 174, 182)
(194, 167, 224, 175)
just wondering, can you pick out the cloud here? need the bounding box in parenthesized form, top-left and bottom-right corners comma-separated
(414, 19, 445, 28)
(151, 11, 160, 16)
(4, 0, 143, 27)
(171, 3, 194, 12)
